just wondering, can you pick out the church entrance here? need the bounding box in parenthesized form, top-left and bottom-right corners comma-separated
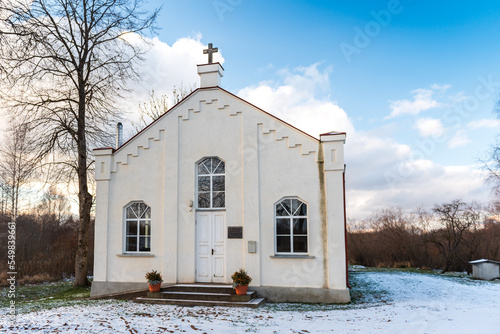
(195, 211, 226, 283)
(195, 157, 226, 283)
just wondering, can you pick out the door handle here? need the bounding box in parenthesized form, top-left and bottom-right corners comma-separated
(212, 249, 215, 255)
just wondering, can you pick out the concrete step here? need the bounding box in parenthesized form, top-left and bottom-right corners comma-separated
(135, 296, 266, 308)
(134, 283, 265, 308)
(147, 290, 255, 302)
(164, 284, 234, 294)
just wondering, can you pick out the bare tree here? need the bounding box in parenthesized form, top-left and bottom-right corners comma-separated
(483, 146, 500, 197)
(369, 207, 424, 267)
(478, 202, 500, 260)
(482, 98, 500, 197)
(0, 0, 159, 286)
(133, 90, 169, 132)
(37, 185, 71, 224)
(0, 121, 39, 222)
(133, 84, 195, 132)
(425, 200, 482, 273)
(0, 182, 9, 216)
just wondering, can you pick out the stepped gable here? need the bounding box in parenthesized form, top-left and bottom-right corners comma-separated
(107, 86, 320, 173)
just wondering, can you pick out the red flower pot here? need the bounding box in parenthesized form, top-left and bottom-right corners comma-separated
(148, 283, 161, 292)
(235, 284, 248, 295)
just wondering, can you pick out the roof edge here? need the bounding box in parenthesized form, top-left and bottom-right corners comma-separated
(320, 131, 347, 136)
(112, 88, 202, 153)
(469, 259, 500, 264)
(93, 147, 115, 152)
(214, 87, 320, 143)
(111, 84, 332, 154)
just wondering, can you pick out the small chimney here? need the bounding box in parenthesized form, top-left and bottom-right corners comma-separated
(197, 63, 224, 88)
(116, 122, 123, 149)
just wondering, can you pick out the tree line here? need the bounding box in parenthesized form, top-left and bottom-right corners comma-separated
(0, 185, 93, 285)
(348, 199, 500, 273)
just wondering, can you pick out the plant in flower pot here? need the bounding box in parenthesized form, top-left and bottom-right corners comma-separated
(231, 268, 252, 295)
(145, 270, 163, 292)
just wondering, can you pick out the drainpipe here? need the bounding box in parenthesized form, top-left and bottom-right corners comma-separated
(343, 165, 351, 289)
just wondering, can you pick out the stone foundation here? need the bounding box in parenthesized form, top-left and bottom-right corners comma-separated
(91, 281, 350, 304)
(91, 281, 148, 297)
(253, 286, 350, 304)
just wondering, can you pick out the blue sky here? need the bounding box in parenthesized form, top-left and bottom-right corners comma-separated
(123, 0, 500, 218)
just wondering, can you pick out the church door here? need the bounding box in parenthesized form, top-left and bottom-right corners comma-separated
(195, 157, 226, 283)
(195, 211, 226, 283)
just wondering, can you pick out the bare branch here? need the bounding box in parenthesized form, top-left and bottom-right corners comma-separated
(0, 0, 159, 286)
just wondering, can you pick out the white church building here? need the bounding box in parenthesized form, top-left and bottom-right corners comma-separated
(91, 49, 350, 303)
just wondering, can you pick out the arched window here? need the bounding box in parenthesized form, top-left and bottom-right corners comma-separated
(125, 202, 151, 252)
(275, 198, 308, 254)
(197, 157, 225, 209)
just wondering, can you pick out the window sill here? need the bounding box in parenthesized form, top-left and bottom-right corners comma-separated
(116, 253, 155, 257)
(270, 255, 315, 259)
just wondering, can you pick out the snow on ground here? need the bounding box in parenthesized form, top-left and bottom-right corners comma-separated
(1, 271, 499, 333)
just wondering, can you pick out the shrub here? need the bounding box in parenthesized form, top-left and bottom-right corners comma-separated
(231, 268, 252, 287)
(145, 270, 163, 285)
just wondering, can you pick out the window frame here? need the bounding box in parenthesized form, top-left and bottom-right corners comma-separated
(195, 157, 226, 210)
(274, 197, 309, 255)
(123, 201, 152, 254)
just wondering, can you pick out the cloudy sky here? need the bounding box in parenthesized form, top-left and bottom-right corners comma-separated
(120, 0, 499, 219)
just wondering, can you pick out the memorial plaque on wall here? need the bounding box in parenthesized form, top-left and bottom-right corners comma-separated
(228, 226, 243, 239)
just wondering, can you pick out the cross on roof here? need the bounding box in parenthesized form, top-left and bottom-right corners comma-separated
(203, 43, 218, 64)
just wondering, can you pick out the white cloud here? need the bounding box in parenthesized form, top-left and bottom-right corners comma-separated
(235, 66, 488, 219)
(119, 34, 225, 128)
(448, 91, 468, 104)
(237, 63, 354, 137)
(127, 34, 224, 92)
(387, 86, 444, 118)
(345, 134, 410, 190)
(346, 137, 490, 218)
(347, 166, 490, 219)
(467, 119, 500, 129)
(111, 41, 490, 219)
(448, 130, 471, 148)
(414, 118, 446, 137)
(430, 83, 451, 91)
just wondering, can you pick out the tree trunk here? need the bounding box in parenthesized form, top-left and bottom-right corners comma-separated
(14, 175, 20, 223)
(74, 82, 92, 287)
(75, 188, 92, 286)
(10, 168, 16, 222)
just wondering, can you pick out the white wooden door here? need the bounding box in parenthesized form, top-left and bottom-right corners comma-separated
(196, 211, 226, 282)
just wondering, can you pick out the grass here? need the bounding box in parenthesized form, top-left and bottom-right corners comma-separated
(3, 267, 497, 315)
(0, 279, 103, 314)
(351, 265, 500, 287)
(351, 266, 438, 275)
(3, 271, 392, 315)
(264, 266, 497, 312)
(348, 271, 391, 305)
(261, 270, 392, 312)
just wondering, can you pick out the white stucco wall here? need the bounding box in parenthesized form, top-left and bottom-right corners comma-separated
(93, 86, 348, 296)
